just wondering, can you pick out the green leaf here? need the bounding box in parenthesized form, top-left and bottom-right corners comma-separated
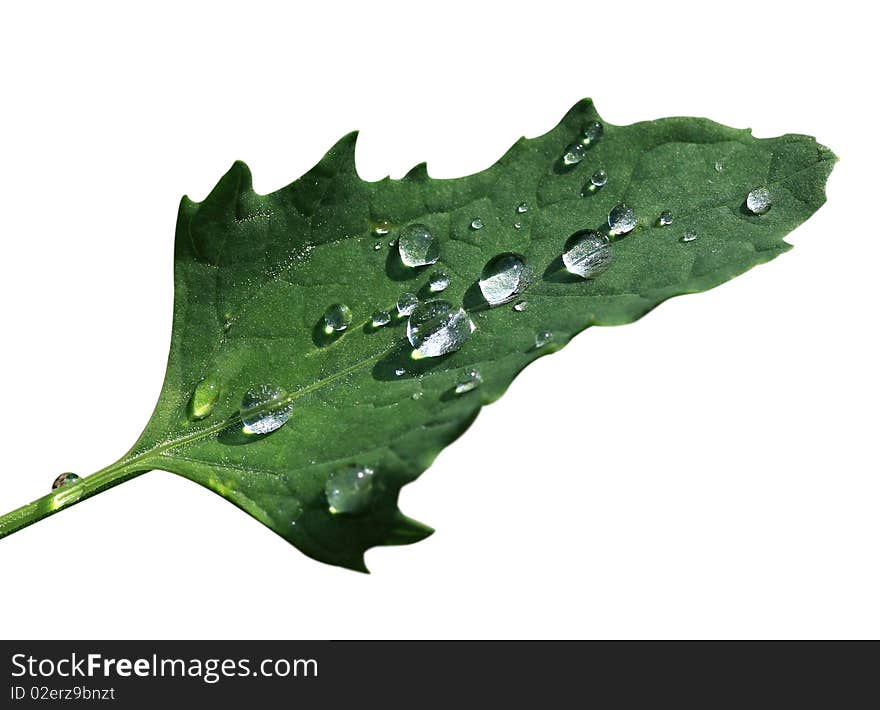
(0, 99, 835, 570)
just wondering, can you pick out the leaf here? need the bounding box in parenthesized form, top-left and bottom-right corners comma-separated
(0, 99, 836, 570)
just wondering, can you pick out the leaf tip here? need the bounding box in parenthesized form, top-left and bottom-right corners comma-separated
(404, 161, 429, 181)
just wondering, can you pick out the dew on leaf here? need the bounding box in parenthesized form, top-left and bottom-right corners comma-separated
(470, 218, 484, 230)
(513, 300, 528, 312)
(371, 309, 391, 327)
(240, 385, 293, 435)
(188, 374, 221, 420)
(397, 292, 419, 317)
(591, 169, 608, 187)
(658, 210, 674, 226)
(454, 370, 483, 395)
(372, 219, 392, 237)
(516, 202, 529, 214)
(562, 142, 587, 166)
(323, 303, 353, 333)
(407, 299, 476, 358)
(479, 253, 532, 306)
(746, 187, 772, 215)
(580, 119, 604, 147)
(325, 465, 375, 515)
(562, 230, 613, 279)
(680, 228, 698, 243)
(715, 161, 724, 173)
(394, 367, 406, 377)
(398, 223, 439, 267)
(608, 203, 637, 236)
(535, 330, 554, 348)
(52, 472, 80, 491)
(513, 221, 522, 230)
(429, 271, 450, 293)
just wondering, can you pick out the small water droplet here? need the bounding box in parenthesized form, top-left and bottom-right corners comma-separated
(325, 465, 375, 515)
(580, 119, 604, 147)
(680, 228, 698, 243)
(591, 169, 608, 187)
(562, 230, 613, 279)
(240, 385, 293, 435)
(454, 370, 482, 395)
(715, 161, 724, 173)
(513, 221, 522, 230)
(535, 330, 554, 348)
(516, 202, 529, 214)
(372, 219, 392, 236)
(513, 300, 528, 312)
(479, 253, 533, 306)
(562, 142, 587, 166)
(429, 271, 450, 293)
(394, 367, 406, 377)
(746, 187, 772, 215)
(608, 203, 638, 236)
(323, 303, 353, 333)
(373, 243, 382, 251)
(398, 223, 439, 267)
(397, 292, 419, 317)
(470, 218, 484, 230)
(407, 300, 476, 358)
(52, 472, 80, 490)
(411, 392, 423, 400)
(371, 309, 391, 327)
(189, 374, 221, 420)
(658, 210, 674, 226)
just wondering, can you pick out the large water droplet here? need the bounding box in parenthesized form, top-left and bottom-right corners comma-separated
(407, 299, 476, 358)
(454, 370, 482, 395)
(52, 472, 80, 490)
(398, 223, 439, 267)
(562, 230, 613, 279)
(470, 218, 484, 230)
(535, 330, 554, 348)
(562, 142, 587, 166)
(429, 271, 450, 293)
(325, 465, 375, 515)
(397, 292, 419, 317)
(323, 303, 352, 333)
(189, 374, 221, 420)
(680, 228, 697, 243)
(372, 219, 392, 236)
(580, 119, 604, 147)
(608, 203, 638, 236)
(371, 309, 391, 327)
(479, 253, 533, 306)
(516, 202, 529, 214)
(240, 385, 293, 435)
(658, 210, 674, 226)
(746, 187, 772, 215)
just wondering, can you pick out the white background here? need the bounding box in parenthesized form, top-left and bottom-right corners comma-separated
(0, 1, 875, 639)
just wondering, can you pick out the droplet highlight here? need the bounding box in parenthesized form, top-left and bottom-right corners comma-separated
(479, 253, 533, 306)
(429, 271, 450, 293)
(372, 219, 392, 237)
(608, 203, 638, 236)
(746, 187, 772, 215)
(398, 223, 439, 267)
(407, 300, 476, 358)
(325, 465, 376, 515)
(240, 385, 293, 435)
(562, 230, 613, 279)
(513, 300, 528, 312)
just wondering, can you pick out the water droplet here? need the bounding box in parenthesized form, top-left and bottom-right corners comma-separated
(454, 370, 482, 395)
(407, 299, 476, 358)
(658, 210, 674, 226)
(429, 271, 450, 293)
(397, 292, 419, 317)
(513, 300, 528, 312)
(372, 219, 392, 236)
(189, 374, 221, 420)
(325, 465, 375, 515)
(535, 330, 554, 348)
(240, 385, 293, 435)
(323, 303, 353, 333)
(591, 169, 608, 187)
(479, 253, 533, 306)
(513, 221, 522, 230)
(715, 161, 724, 173)
(562, 230, 613, 278)
(562, 142, 587, 166)
(580, 119, 604, 147)
(746, 187, 772, 215)
(398, 223, 439, 267)
(394, 367, 406, 377)
(516, 202, 529, 214)
(411, 392, 423, 400)
(373, 243, 382, 251)
(371, 309, 391, 327)
(680, 228, 698, 243)
(608, 203, 638, 236)
(52, 472, 80, 490)
(470, 218, 484, 230)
